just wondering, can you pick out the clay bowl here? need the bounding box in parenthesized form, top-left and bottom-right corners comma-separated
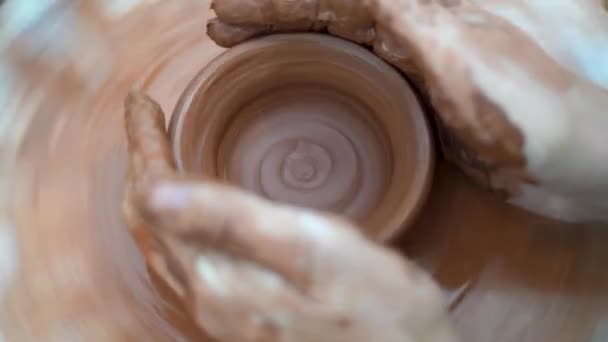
(169, 34, 433, 241)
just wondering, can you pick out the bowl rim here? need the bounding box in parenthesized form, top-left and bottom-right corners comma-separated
(168, 33, 435, 242)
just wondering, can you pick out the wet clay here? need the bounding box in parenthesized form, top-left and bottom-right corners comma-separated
(169, 34, 433, 240)
(3, 1, 608, 342)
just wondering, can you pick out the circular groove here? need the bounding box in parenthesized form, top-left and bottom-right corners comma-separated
(170, 34, 434, 241)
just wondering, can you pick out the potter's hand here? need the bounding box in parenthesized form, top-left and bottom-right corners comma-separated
(122, 92, 457, 342)
(208, 0, 608, 223)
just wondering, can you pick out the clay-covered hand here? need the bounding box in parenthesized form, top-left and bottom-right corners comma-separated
(208, 0, 608, 223)
(122, 92, 457, 342)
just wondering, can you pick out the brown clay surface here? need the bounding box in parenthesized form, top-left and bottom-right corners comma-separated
(2, 1, 608, 341)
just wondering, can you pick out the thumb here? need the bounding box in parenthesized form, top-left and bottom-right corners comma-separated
(138, 179, 371, 291)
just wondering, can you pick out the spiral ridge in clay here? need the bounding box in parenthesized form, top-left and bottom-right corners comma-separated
(221, 88, 388, 219)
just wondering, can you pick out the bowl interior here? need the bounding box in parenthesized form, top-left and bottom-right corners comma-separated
(169, 34, 433, 241)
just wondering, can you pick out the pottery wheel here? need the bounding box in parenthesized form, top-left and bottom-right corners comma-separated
(220, 87, 390, 219)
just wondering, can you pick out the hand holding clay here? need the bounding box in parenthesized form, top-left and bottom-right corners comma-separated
(208, 0, 608, 223)
(123, 92, 457, 342)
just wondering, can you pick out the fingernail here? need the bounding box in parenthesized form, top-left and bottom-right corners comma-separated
(150, 183, 192, 211)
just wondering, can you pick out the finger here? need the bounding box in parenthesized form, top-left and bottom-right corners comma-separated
(124, 91, 176, 183)
(122, 91, 362, 291)
(138, 179, 366, 291)
(211, 0, 320, 25)
(368, 0, 562, 161)
(123, 91, 182, 267)
(206, 18, 270, 48)
(184, 236, 456, 342)
(186, 250, 305, 341)
(151, 222, 360, 341)
(372, 24, 425, 87)
(208, 0, 376, 46)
